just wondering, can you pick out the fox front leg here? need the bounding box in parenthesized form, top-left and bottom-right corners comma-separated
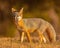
(20, 32, 25, 43)
(26, 31, 32, 43)
(23, 27, 32, 43)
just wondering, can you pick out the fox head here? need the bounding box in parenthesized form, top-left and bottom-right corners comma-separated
(12, 8, 24, 21)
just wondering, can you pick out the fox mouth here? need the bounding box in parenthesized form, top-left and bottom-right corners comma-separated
(17, 16, 22, 21)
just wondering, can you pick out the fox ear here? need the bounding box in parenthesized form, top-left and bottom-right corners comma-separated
(12, 8, 17, 12)
(19, 8, 24, 17)
(19, 8, 24, 14)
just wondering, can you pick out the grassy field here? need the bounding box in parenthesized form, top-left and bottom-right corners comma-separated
(0, 34, 60, 48)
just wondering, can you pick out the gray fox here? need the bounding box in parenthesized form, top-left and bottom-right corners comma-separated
(12, 8, 56, 43)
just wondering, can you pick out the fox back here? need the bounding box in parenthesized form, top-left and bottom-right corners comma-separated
(20, 18, 49, 32)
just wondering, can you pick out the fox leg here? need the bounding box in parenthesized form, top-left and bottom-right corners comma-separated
(43, 36, 46, 43)
(37, 30, 46, 43)
(39, 33, 43, 43)
(26, 31, 32, 43)
(20, 31, 32, 43)
(20, 32, 25, 43)
(37, 30, 42, 43)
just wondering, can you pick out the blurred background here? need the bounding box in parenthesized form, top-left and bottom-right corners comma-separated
(0, 0, 60, 37)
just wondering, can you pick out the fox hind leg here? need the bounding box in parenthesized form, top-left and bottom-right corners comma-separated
(37, 30, 46, 43)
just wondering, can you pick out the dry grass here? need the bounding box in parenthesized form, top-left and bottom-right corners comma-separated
(0, 37, 60, 48)
(0, 31, 59, 48)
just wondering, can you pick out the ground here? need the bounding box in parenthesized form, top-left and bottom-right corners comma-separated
(0, 34, 60, 48)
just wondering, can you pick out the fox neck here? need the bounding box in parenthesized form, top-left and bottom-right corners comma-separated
(18, 19, 28, 32)
(18, 19, 25, 28)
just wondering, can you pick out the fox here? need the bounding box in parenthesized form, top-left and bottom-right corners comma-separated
(12, 8, 56, 43)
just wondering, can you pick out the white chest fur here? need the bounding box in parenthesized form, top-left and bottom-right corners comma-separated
(17, 16, 22, 21)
